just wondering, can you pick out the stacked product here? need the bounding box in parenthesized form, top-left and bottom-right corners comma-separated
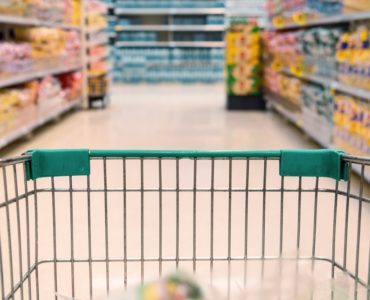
(110, 0, 225, 83)
(263, 27, 342, 78)
(333, 94, 370, 156)
(301, 82, 333, 146)
(86, 0, 110, 107)
(114, 48, 224, 83)
(301, 27, 342, 78)
(226, 19, 263, 109)
(263, 30, 302, 75)
(0, 72, 82, 137)
(0, 28, 81, 77)
(264, 71, 302, 108)
(0, 0, 81, 26)
(268, 0, 370, 28)
(0, 0, 83, 148)
(337, 24, 370, 90)
(264, 0, 370, 158)
(115, 0, 224, 8)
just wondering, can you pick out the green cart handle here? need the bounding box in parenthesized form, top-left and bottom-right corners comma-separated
(25, 149, 349, 181)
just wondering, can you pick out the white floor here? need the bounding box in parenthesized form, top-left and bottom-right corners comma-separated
(1, 84, 317, 157)
(0, 84, 369, 300)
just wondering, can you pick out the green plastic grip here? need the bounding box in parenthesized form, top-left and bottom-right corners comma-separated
(26, 149, 90, 180)
(25, 149, 348, 181)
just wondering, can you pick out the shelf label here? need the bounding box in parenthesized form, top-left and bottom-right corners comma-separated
(272, 16, 285, 28)
(292, 11, 307, 25)
(290, 65, 303, 77)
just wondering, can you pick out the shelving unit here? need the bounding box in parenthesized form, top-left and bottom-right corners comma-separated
(0, 98, 81, 149)
(264, 3, 370, 181)
(0, 1, 86, 149)
(110, 0, 226, 83)
(85, 0, 111, 108)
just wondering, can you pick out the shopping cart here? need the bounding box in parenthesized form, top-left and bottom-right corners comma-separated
(0, 149, 369, 299)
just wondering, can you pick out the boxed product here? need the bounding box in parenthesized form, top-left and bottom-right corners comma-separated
(333, 94, 370, 155)
(226, 20, 262, 96)
(0, 42, 32, 75)
(343, 0, 370, 13)
(336, 24, 370, 90)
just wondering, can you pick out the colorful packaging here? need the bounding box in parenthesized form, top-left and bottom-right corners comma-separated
(226, 20, 262, 96)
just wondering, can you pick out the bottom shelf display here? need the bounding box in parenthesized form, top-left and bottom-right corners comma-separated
(265, 91, 370, 181)
(0, 71, 82, 148)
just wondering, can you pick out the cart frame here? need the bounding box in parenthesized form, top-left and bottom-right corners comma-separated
(0, 149, 369, 299)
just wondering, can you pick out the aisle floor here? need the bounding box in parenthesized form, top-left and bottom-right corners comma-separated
(0, 85, 369, 300)
(1, 84, 317, 157)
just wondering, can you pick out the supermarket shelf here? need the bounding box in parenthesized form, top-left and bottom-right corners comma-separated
(115, 7, 225, 15)
(0, 63, 82, 89)
(0, 98, 81, 149)
(0, 15, 80, 30)
(271, 11, 370, 30)
(87, 34, 109, 47)
(115, 41, 225, 48)
(282, 70, 370, 101)
(115, 24, 225, 32)
(265, 94, 303, 129)
(267, 93, 333, 147)
(266, 93, 370, 182)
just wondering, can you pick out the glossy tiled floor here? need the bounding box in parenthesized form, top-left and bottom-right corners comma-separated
(0, 84, 369, 300)
(1, 84, 316, 157)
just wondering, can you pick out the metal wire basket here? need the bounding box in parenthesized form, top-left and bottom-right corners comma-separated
(0, 149, 369, 300)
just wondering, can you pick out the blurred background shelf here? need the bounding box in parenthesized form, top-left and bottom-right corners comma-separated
(0, 98, 81, 149)
(115, 24, 226, 31)
(115, 8, 226, 15)
(0, 15, 81, 30)
(0, 63, 82, 89)
(270, 11, 370, 30)
(115, 41, 225, 47)
(109, 0, 226, 83)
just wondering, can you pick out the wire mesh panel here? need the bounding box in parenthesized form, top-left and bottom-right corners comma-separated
(0, 150, 369, 300)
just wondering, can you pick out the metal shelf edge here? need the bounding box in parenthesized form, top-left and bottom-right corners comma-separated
(269, 11, 370, 30)
(0, 99, 81, 149)
(115, 7, 225, 15)
(282, 70, 370, 102)
(0, 15, 80, 30)
(0, 64, 83, 89)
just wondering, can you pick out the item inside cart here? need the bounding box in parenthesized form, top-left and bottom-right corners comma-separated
(0, 149, 368, 299)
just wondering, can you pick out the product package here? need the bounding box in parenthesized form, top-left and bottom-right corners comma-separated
(226, 20, 262, 96)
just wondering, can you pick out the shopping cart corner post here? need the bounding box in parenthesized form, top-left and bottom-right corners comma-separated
(331, 180, 339, 279)
(355, 164, 365, 282)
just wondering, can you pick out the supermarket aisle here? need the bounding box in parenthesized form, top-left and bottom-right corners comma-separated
(1, 84, 316, 157)
(1, 85, 369, 300)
